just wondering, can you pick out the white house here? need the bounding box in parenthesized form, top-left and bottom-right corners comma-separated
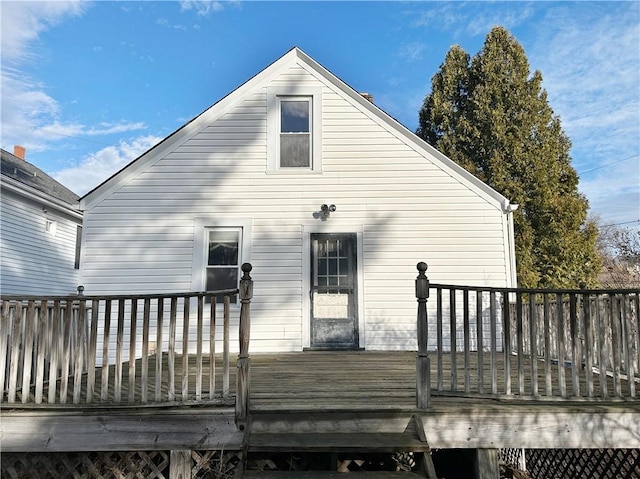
(79, 48, 517, 352)
(1, 147, 83, 295)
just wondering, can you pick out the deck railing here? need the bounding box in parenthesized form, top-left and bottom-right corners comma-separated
(416, 263, 640, 405)
(1, 277, 253, 407)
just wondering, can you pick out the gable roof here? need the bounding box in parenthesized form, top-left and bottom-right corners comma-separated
(81, 47, 513, 212)
(1, 148, 80, 206)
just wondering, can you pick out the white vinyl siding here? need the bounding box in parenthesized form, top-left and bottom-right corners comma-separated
(80, 58, 514, 352)
(1, 189, 81, 295)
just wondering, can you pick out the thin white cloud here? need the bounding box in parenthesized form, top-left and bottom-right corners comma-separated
(53, 135, 163, 196)
(526, 4, 639, 225)
(398, 42, 427, 62)
(528, 5, 639, 165)
(1, 1, 95, 152)
(179, 0, 224, 16)
(1, 1, 148, 160)
(0, 1, 88, 64)
(410, 2, 535, 38)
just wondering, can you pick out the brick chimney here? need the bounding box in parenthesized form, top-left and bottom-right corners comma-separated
(13, 145, 25, 159)
(360, 92, 374, 103)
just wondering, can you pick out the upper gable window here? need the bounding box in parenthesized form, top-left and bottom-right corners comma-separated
(267, 86, 322, 173)
(279, 98, 311, 168)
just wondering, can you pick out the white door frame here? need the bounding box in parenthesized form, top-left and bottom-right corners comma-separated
(302, 224, 365, 349)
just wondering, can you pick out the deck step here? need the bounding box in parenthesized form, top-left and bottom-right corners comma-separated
(243, 472, 425, 478)
(248, 433, 431, 453)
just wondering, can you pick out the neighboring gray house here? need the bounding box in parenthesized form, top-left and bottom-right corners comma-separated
(1, 147, 82, 295)
(79, 48, 518, 352)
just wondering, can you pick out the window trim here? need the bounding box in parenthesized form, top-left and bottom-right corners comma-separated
(267, 86, 322, 173)
(191, 218, 252, 305)
(278, 96, 312, 168)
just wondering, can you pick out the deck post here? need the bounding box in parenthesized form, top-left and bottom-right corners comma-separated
(474, 449, 499, 479)
(416, 262, 431, 409)
(169, 449, 192, 479)
(236, 263, 253, 429)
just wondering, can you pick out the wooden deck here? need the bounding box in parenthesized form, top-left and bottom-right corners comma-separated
(2, 275, 639, 460)
(2, 350, 640, 454)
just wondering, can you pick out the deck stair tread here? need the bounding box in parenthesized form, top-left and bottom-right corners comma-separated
(248, 432, 431, 453)
(243, 472, 426, 478)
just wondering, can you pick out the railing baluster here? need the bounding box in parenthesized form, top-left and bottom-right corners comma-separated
(168, 297, 177, 402)
(59, 301, 73, 404)
(610, 294, 623, 397)
(182, 296, 190, 401)
(529, 293, 538, 397)
(569, 294, 581, 397)
(73, 299, 87, 404)
(0, 301, 11, 401)
(196, 295, 204, 401)
(114, 299, 125, 403)
(436, 287, 443, 391)
(596, 295, 608, 397)
(463, 289, 470, 394)
(223, 295, 230, 398)
(543, 294, 552, 397)
(503, 292, 512, 396)
(101, 299, 112, 402)
(128, 299, 138, 403)
(21, 301, 35, 403)
(622, 295, 635, 397)
(582, 292, 594, 398)
(476, 290, 484, 395)
(209, 295, 216, 400)
(8, 301, 23, 403)
(516, 294, 525, 396)
(35, 300, 48, 404)
(142, 298, 150, 404)
(48, 301, 61, 404)
(155, 298, 164, 402)
(490, 291, 497, 395)
(450, 289, 457, 392)
(635, 292, 640, 391)
(556, 293, 567, 398)
(87, 300, 99, 403)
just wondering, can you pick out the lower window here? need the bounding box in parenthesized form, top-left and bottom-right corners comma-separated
(206, 227, 242, 303)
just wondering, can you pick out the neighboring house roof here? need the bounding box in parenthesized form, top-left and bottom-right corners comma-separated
(1, 148, 79, 206)
(81, 47, 513, 212)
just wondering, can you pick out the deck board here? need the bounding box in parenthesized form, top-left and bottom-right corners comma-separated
(2, 351, 640, 452)
(4, 350, 635, 407)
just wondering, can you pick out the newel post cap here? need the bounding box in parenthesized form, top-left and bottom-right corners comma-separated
(240, 263, 253, 300)
(415, 262, 429, 300)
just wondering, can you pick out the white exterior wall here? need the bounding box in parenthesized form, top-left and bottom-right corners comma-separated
(1, 188, 81, 295)
(80, 56, 515, 352)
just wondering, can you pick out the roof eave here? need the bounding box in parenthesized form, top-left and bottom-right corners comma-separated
(1, 175, 83, 219)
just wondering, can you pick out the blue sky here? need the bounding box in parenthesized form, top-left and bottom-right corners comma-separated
(1, 1, 638, 229)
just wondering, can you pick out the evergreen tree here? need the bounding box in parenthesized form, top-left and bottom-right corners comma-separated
(418, 27, 600, 288)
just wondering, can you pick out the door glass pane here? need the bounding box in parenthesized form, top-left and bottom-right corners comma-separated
(318, 258, 327, 276)
(339, 259, 348, 277)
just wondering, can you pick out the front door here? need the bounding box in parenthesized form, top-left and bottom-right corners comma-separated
(310, 233, 358, 349)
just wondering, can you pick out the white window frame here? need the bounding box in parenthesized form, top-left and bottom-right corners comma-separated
(267, 86, 323, 173)
(191, 218, 252, 306)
